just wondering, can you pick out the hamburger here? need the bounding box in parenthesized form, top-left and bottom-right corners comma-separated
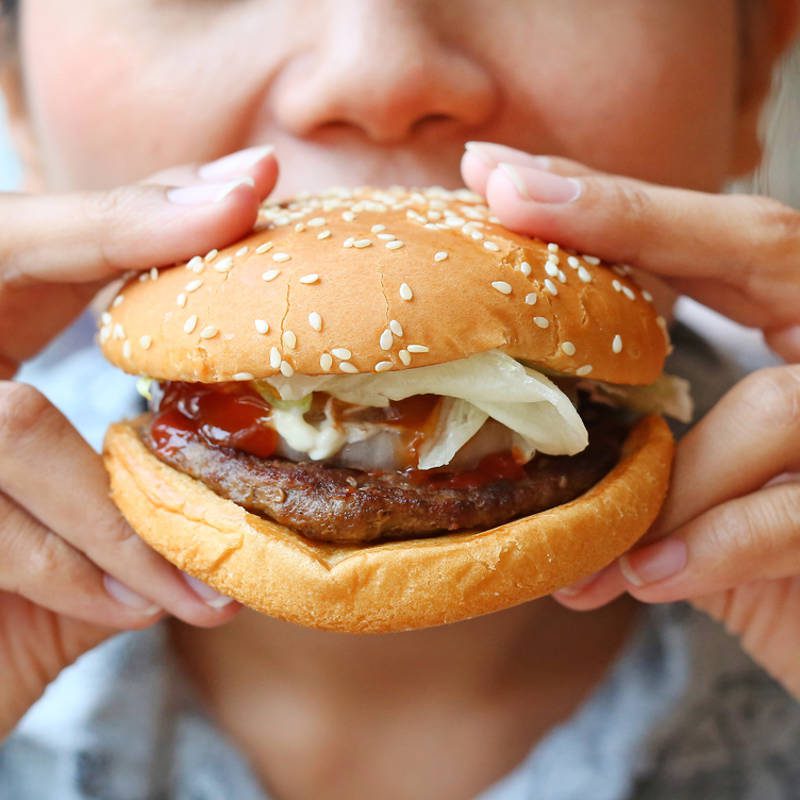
(99, 187, 689, 632)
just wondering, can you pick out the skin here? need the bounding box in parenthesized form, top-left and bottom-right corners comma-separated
(0, 0, 799, 797)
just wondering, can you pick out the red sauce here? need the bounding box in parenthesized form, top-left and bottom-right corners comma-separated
(382, 394, 443, 467)
(405, 451, 526, 489)
(150, 382, 278, 458)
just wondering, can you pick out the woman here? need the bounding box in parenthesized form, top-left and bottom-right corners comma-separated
(1, 2, 799, 798)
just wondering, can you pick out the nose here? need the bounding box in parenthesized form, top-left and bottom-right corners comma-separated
(271, 1, 497, 144)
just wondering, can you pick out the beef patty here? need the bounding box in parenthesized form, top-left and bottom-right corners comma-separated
(141, 405, 627, 544)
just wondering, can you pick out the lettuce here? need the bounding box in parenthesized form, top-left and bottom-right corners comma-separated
(576, 373, 693, 423)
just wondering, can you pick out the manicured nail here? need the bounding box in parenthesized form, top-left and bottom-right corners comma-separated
(464, 141, 551, 171)
(103, 575, 161, 616)
(618, 538, 687, 588)
(167, 177, 255, 206)
(198, 145, 274, 181)
(497, 162, 581, 204)
(182, 572, 234, 609)
(554, 570, 602, 597)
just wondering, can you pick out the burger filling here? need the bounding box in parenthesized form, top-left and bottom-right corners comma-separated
(139, 351, 691, 544)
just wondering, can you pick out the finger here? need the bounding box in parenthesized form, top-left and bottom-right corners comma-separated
(461, 141, 600, 199)
(0, 382, 239, 627)
(0, 491, 164, 628)
(551, 564, 627, 611)
(764, 324, 800, 363)
(483, 162, 800, 330)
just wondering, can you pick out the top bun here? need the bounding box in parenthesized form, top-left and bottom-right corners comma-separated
(100, 187, 668, 385)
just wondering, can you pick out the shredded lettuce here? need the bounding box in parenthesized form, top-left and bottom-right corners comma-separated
(418, 398, 488, 470)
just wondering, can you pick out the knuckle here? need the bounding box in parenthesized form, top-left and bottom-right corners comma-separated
(26, 530, 64, 584)
(0, 382, 54, 450)
(103, 514, 138, 548)
(735, 366, 800, 432)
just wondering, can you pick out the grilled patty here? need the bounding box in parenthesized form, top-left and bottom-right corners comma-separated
(141, 405, 627, 544)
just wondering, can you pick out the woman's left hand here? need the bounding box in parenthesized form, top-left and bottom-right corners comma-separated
(461, 142, 800, 699)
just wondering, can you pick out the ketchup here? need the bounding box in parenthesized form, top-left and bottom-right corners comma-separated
(405, 452, 526, 489)
(382, 394, 443, 467)
(150, 382, 278, 459)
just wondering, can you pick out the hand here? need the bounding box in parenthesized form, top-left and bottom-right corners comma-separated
(461, 142, 800, 699)
(461, 140, 800, 360)
(0, 145, 277, 737)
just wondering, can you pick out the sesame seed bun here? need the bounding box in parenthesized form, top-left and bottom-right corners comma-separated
(103, 414, 673, 633)
(100, 187, 668, 385)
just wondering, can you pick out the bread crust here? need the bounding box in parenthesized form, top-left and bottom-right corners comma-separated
(103, 415, 674, 633)
(100, 188, 668, 386)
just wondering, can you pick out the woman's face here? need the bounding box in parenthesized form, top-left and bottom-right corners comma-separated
(19, 0, 744, 196)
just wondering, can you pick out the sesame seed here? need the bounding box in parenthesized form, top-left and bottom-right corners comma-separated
(407, 344, 429, 354)
(213, 256, 234, 273)
(262, 269, 281, 282)
(176, 293, 187, 308)
(389, 319, 403, 337)
(255, 242, 274, 254)
(343, 237, 355, 248)
(520, 261, 532, 277)
(567, 256, 580, 269)
(576, 364, 594, 376)
(254, 319, 269, 335)
(470, 229, 484, 241)
(342, 210, 356, 222)
(612, 279, 622, 292)
(308, 217, 326, 227)
(642, 290, 654, 303)
(187, 256, 204, 272)
(353, 238, 372, 249)
(294, 222, 306, 233)
(204, 248, 219, 263)
(399, 283, 413, 301)
(150, 267, 159, 281)
(399, 349, 412, 366)
(434, 250, 449, 262)
(320, 353, 333, 372)
(101, 312, 112, 325)
(561, 341, 576, 356)
(557, 270, 567, 283)
(99, 327, 111, 343)
(138, 273, 148, 282)
(233, 372, 254, 381)
(269, 347, 281, 369)
(525, 293, 538, 305)
(185, 279, 203, 293)
(183, 315, 198, 334)
(612, 334, 623, 354)
(533, 316, 550, 329)
(483, 240, 500, 252)
(577, 267, 592, 283)
(113, 323, 125, 340)
(332, 347, 352, 360)
(545, 262, 559, 277)
(282, 330, 297, 350)
(374, 360, 392, 372)
(112, 295, 124, 308)
(199, 325, 218, 340)
(299, 273, 320, 285)
(386, 239, 405, 250)
(371, 224, 386, 233)
(272, 252, 291, 263)
(583, 255, 601, 265)
(547, 243, 559, 253)
(547, 253, 560, 266)
(308, 312, 322, 332)
(622, 285, 636, 301)
(317, 229, 332, 240)
(377, 232, 396, 241)
(379, 329, 393, 350)
(280, 360, 294, 377)
(140, 335, 152, 350)
(122, 340, 132, 359)
(236, 246, 250, 258)
(491, 281, 513, 295)
(544, 279, 558, 296)
(339, 361, 358, 374)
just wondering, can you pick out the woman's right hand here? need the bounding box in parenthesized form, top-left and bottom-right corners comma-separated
(0, 145, 278, 738)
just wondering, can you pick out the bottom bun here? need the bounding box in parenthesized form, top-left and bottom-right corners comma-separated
(103, 415, 674, 633)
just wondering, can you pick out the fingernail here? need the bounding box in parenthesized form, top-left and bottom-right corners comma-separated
(497, 163, 581, 204)
(618, 538, 688, 588)
(198, 145, 274, 181)
(464, 141, 551, 171)
(103, 575, 161, 616)
(167, 177, 255, 206)
(182, 572, 234, 610)
(554, 570, 602, 597)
